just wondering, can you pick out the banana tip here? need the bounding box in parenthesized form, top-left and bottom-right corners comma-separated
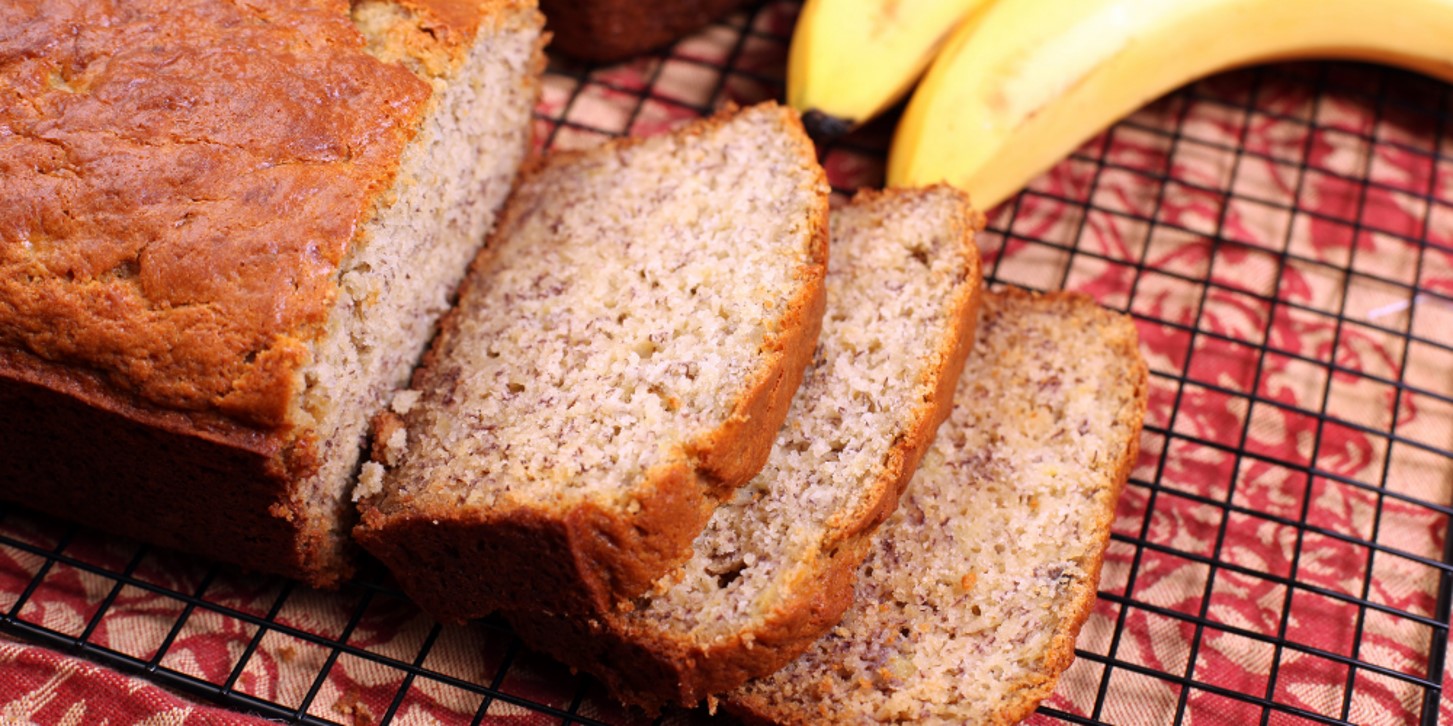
(801, 110, 855, 142)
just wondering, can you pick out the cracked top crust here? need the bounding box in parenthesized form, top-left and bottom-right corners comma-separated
(0, 0, 509, 430)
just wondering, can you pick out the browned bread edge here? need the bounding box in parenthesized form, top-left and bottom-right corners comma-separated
(0, 346, 346, 585)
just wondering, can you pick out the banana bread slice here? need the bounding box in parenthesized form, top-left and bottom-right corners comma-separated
(354, 102, 830, 620)
(728, 289, 1148, 725)
(0, 0, 544, 586)
(506, 186, 983, 709)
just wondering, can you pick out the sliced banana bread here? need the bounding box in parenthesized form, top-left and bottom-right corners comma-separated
(729, 289, 1148, 725)
(354, 102, 830, 621)
(506, 186, 983, 709)
(0, 0, 544, 586)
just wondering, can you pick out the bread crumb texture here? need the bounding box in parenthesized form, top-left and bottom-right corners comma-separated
(296, 0, 542, 574)
(630, 187, 979, 642)
(731, 289, 1147, 725)
(365, 102, 826, 516)
(501, 185, 981, 709)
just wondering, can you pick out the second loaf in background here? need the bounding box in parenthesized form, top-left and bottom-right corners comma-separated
(540, 0, 745, 62)
(354, 102, 830, 621)
(508, 186, 984, 709)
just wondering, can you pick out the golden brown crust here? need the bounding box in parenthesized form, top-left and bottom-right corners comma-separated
(505, 187, 984, 711)
(0, 0, 535, 587)
(356, 102, 831, 619)
(0, 0, 532, 428)
(394, 0, 503, 49)
(540, 0, 744, 62)
(0, 0, 442, 429)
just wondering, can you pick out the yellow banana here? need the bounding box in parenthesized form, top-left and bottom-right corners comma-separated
(787, 0, 990, 138)
(888, 0, 1453, 209)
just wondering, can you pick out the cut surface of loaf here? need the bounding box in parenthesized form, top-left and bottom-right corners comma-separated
(0, 0, 544, 586)
(506, 186, 983, 709)
(355, 102, 830, 620)
(729, 289, 1148, 725)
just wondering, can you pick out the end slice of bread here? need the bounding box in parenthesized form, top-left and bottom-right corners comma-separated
(507, 186, 984, 709)
(728, 289, 1149, 725)
(354, 102, 830, 620)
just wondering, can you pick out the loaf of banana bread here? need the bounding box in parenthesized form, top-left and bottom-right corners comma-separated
(0, 0, 545, 586)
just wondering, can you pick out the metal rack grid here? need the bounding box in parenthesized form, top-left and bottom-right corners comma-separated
(1, 1, 1451, 724)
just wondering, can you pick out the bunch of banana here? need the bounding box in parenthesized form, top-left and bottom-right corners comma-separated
(789, 0, 1453, 209)
(787, 0, 990, 138)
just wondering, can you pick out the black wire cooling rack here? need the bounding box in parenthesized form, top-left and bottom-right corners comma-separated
(2, 2, 1451, 724)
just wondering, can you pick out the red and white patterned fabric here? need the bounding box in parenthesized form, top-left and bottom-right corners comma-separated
(2, 2, 1451, 724)
(0, 634, 269, 724)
